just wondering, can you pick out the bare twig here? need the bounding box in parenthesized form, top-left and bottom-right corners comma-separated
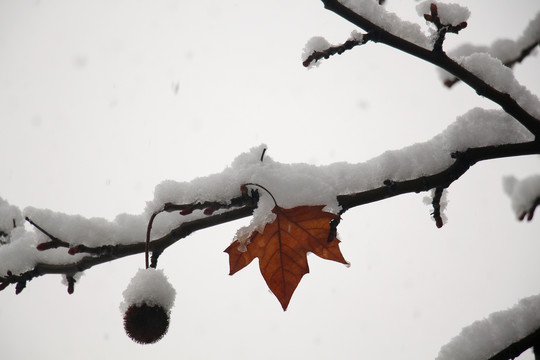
(26, 216, 71, 251)
(303, 32, 370, 67)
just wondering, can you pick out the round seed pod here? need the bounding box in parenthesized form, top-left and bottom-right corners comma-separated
(120, 268, 176, 344)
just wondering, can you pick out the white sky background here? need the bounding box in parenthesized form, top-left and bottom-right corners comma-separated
(0, 0, 539, 359)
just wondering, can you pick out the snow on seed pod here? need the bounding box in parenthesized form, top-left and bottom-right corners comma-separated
(120, 268, 176, 344)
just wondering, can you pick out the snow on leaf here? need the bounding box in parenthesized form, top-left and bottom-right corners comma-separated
(224, 205, 348, 311)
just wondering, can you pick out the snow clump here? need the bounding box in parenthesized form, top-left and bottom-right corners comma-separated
(503, 175, 540, 220)
(120, 268, 176, 314)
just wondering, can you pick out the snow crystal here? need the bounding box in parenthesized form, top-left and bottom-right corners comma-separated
(416, 1, 470, 27)
(436, 293, 540, 360)
(503, 175, 540, 219)
(120, 268, 176, 313)
(339, 0, 432, 49)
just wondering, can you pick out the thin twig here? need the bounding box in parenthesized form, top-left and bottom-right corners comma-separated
(303, 32, 370, 67)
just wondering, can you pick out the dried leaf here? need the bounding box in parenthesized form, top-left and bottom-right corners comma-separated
(225, 205, 348, 310)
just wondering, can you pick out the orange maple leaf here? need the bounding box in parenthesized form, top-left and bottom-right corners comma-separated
(224, 205, 348, 310)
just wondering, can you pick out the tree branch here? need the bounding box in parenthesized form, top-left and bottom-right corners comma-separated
(1, 141, 538, 292)
(320, 0, 540, 138)
(445, 41, 540, 88)
(337, 141, 540, 212)
(0, 202, 258, 292)
(487, 325, 540, 360)
(303, 31, 370, 67)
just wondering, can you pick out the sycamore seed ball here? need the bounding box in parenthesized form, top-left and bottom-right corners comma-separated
(123, 303, 170, 344)
(120, 268, 176, 344)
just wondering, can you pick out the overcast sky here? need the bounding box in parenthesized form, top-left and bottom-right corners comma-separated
(0, 1, 539, 359)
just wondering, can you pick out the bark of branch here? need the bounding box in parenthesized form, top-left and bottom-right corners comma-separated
(320, 0, 540, 138)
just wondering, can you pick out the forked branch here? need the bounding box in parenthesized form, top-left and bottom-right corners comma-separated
(320, 0, 540, 138)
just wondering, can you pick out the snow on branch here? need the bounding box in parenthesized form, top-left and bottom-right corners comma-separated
(319, 0, 540, 138)
(1, 106, 538, 293)
(436, 294, 540, 360)
(302, 31, 367, 68)
(441, 12, 540, 88)
(503, 175, 540, 221)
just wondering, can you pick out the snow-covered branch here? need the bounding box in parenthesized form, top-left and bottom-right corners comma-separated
(0, 195, 258, 294)
(1, 114, 538, 293)
(442, 12, 540, 88)
(319, 0, 540, 138)
(436, 294, 540, 360)
(1, 0, 539, 352)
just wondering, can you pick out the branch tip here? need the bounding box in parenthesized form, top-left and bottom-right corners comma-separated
(431, 187, 446, 228)
(302, 33, 368, 67)
(66, 276, 75, 295)
(15, 281, 26, 295)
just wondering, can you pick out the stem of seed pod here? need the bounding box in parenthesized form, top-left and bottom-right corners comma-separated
(145, 210, 161, 269)
(242, 183, 278, 207)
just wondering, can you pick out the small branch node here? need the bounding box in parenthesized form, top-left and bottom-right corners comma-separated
(15, 280, 26, 295)
(383, 179, 397, 193)
(179, 207, 193, 216)
(68, 245, 83, 255)
(422, 3, 467, 52)
(150, 250, 162, 269)
(203, 207, 216, 216)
